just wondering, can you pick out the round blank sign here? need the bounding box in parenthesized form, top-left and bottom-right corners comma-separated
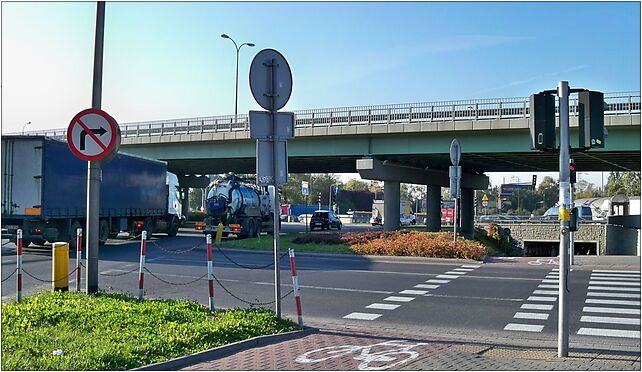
(249, 48, 292, 111)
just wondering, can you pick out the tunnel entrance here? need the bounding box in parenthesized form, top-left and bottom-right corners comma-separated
(524, 241, 598, 256)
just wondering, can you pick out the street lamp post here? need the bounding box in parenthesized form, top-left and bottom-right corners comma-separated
(220, 34, 254, 124)
(22, 121, 31, 135)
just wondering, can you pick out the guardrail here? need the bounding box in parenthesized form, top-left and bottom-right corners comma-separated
(15, 92, 641, 140)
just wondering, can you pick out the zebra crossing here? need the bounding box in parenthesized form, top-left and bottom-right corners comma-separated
(504, 268, 558, 333)
(343, 264, 481, 321)
(577, 269, 640, 339)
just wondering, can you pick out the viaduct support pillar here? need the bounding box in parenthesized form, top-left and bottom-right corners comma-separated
(426, 185, 441, 232)
(383, 181, 400, 232)
(460, 188, 475, 239)
(181, 188, 190, 221)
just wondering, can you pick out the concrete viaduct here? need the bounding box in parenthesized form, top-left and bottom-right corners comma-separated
(28, 92, 641, 237)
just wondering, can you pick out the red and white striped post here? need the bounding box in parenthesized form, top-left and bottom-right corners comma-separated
(206, 234, 214, 311)
(288, 248, 303, 327)
(17, 229, 23, 303)
(75, 228, 82, 292)
(138, 231, 147, 300)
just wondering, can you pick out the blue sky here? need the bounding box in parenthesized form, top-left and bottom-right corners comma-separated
(2, 1, 640, 187)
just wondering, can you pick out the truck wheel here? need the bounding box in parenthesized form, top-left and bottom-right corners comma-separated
(254, 218, 262, 236)
(167, 217, 179, 237)
(99, 219, 109, 244)
(248, 220, 256, 238)
(143, 218, 154, 239)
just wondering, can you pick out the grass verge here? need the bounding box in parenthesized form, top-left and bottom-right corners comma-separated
(1, 291, 298, 371)
(222, 232, 352, 254)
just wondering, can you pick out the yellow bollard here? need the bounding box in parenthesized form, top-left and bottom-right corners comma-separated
(52, 242, 69, 291)
(215, 223, 224, 245)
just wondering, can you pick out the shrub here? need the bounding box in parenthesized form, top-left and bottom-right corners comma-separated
(486, 222, 502, 240)
(293, 233, 344, 245)
(349, 231, 487, 260)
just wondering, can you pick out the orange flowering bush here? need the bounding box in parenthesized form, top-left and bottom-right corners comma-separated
(348, 231, 487, 260)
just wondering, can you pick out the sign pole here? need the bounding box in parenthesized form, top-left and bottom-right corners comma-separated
(87, 1, 105, 294)
(557, 81, 570, 357)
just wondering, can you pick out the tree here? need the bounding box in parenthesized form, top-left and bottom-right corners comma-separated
(605, 171, 641, 197)
(343, 179, 371, 192)
(574, 179, 599, 199)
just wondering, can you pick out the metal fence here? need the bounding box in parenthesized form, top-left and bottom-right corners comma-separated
(17, 92, 641, 140)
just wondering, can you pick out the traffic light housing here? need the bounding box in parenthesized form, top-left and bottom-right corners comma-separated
(532, 175, 537, 189)
(578, 91, 605, 149)
(529, 93, 556, 150)
(317, 192, 322, 205)
(569, 159, 576, 184)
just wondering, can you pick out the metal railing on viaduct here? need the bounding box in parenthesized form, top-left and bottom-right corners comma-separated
(18, 92, 641, 139)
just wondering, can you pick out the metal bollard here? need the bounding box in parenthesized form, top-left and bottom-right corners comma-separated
(52, 242, 69, 291)
(289, 248, 304, 327)
(76, 229, 82, 292)
(17, 229, 23, 302)
(138, 231, 147, 300)
(206, 234, 214, 311)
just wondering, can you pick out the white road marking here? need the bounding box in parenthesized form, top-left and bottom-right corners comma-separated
(588, 273, 640, 278)
(592, 269, 640, 274)
(591, 276, 640, 281)
(545, 275, 559, 279)
(514, 312, 549, 320)
(580, 316, 640, 325)
(343, 312, 382, 320)
(582, 306, 641, 315)
(541, 279, 559, 283)
(399, 290, 429, 295)
(504, 323, 544, 332)
(384, 296, 415, 302)
(461, 265, 480, 268)
(577, 328, 641, 339)
(585, 299, 640, 306)
(533, 290, 559, 296)
(436, 275, 459, 279)
(426, 279, 450, 284)
(527, 296, 557, 302)
(521, 304, 554, 311)
(588, 286, 640, 292)
(552, 268, 559, 271)
(589, 281, 640, 286)
(414, 284, 440, 289)
(538, 284, 559, 289)
(425, 294, 523, 302)
(587, 292, 641, 299)
(366, 303, 400, 310)
(452, 268, 474, 272)
(444, 271, 465, 275)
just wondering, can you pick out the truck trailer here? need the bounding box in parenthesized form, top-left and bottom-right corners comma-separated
(1, 135, 183, 248)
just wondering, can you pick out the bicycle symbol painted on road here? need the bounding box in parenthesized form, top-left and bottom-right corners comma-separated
(528, 258, 559, 265)
(295, 340, 428, 371)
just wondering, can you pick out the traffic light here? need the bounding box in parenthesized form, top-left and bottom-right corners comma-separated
(474, 195, 478, 208)
(578, 91, 605, 149)
(569, 159, 576, 184)
(532, 175, 537, 189)
(317, 192, 322, 205)
(529, 93, 556, 150)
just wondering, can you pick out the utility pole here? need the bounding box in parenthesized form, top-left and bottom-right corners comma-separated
(557, 81, 571, 357)
(87, 1, 105, 294)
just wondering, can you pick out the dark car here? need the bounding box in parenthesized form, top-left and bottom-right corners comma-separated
(310, 210, 342, 231)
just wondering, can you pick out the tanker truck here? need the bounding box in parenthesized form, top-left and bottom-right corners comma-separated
(199, 173, 277, 239)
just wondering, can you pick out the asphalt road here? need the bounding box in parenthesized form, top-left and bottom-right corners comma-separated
(2, 227, 639, 350)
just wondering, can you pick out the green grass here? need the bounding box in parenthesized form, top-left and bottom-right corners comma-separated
(222, 232, 352, 254)
(1, 291, 298, 371)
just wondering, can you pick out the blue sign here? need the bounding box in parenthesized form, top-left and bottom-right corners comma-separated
(302, 181, 309, 196)
(332, 185, 339, 194)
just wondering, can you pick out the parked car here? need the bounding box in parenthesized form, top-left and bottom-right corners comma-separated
(541, 206, 593, 220)
(310, 210, 342, 231)
(400, 214, 416, 225)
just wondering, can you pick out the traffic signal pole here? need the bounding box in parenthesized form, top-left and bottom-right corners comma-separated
(557, 81, 571, 357)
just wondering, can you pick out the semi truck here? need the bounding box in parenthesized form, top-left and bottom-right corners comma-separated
(198, 173, 276, 238)
(1, 135, 183, 248)
(370, 200, 415, 226)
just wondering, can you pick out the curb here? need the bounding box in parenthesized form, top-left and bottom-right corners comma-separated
(132, 327, 317, 371)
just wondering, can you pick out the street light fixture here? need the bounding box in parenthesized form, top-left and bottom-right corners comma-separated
(22, 121, 31, 135)
(220, 33, 255, 124)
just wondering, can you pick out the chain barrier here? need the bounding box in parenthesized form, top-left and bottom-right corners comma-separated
(210, 271, 294, 306)
(2, 268, 16, 282)
(22, 267, 78, 283)
(149, 239, 204, 255)
(99, 266, 140, 277)
(216, 245, 289, 270)
(143, 267, 208, 286)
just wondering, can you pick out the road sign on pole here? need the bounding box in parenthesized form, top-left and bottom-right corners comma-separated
(302, 181, 309, 196)
(249, 48, 294, 319)
(449, 138, 461, 166)
(449, 139, 462, 242)
(67, 108, 120, 162)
